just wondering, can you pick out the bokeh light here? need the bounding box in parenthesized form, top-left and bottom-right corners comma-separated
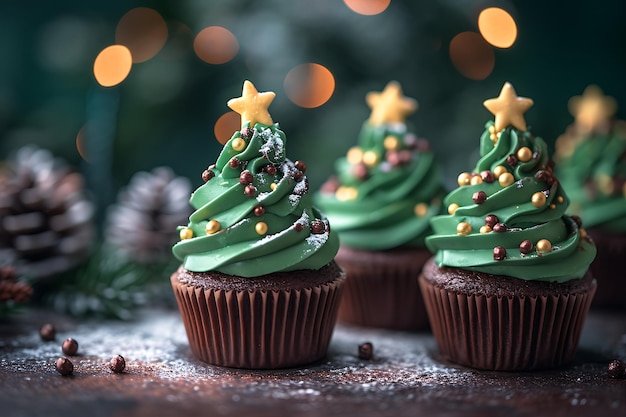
(343, 0, 391, 16)
(76, 126, 89, 163)
(115, 7, 168, 63)
(194, 26, 239, 65)
(449, 32, 495, 80)
(284, 63, 335, 108)
(478, 7, 518, 48)
(93, 45, 133, 87)
(214, 111, 241, 144)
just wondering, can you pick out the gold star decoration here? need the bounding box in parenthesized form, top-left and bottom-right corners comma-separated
(227, 80, 276, 129)
(483, 82, 534, 132)
(568, 85, 617, 133)
(366, 81, 418, 125)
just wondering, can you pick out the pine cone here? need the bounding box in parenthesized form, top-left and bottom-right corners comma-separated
(0, 265, 33, 303)
(105, 167, 191, 264)
(0, 146, 95, 279)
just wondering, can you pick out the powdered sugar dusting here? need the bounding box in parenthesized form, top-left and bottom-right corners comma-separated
(259, 129, 284, 161)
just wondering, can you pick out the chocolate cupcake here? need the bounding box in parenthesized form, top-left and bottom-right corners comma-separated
(171, 81, 344, 369)
(420, 83, 597, 371)
(315, 81, 445, 330)
(554, 85, 626, 310)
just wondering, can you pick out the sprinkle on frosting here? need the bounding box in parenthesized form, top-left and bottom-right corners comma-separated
(483, 82, 534, 132)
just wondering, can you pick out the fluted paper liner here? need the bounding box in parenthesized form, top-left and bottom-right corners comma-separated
(336, 247, 431, 330)
(419, 274, 596, 371)
(171, 273, 344, 369)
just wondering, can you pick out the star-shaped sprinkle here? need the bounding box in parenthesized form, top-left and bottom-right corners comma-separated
(483, 82, 534, 132)
(568, 85, 617, 133)
(366, 81, 418, 125)
(227, 80, 276, 129)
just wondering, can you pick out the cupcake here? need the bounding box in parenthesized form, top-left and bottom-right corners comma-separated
(420, 82, 597, 371)
(171, 81, 345, 369)
(554, 85, 626, 310)
(315, 81, 444, 330)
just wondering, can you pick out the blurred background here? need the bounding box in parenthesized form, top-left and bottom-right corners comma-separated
(1, 0, 625, 217)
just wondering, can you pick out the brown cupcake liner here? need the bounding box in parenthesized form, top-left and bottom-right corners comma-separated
(336, 247, 431, 330)
(171, 273, 344, 369)
(419, 275, 596, 371)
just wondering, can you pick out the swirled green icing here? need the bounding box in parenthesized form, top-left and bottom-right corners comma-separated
(172, 122, 339, 277)
(315, 122, 444, 250)
(426, 121, 596, 282)
(555, 122, 626, 231)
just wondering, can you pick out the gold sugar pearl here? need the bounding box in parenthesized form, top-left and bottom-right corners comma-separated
(536, 239, 552, 253)
(384, 136, 400, 150)
(489, 125, 496, 133)
(205, 220, 221, 235)
(517, 146, 533, 162)
(336, 186, 358, 201)
(557, 196, 564, 203)
(457, 222, 472, 236)
(457, 172, 471, 186)
(346, 147, 363, 165)
(493, 165, 508, 178)
(549, 203, 556, 209)
(255, 221, 268, 235)
(490, 133, 498, 143)
(179, 228, 193, 240)
(270, 182, 278, 191)
(470, 175, 483, 185)
(531, 191, 547, 207)
(232, 137, 246, 151)
(623, 182, 626, 197)
(363, 151, 379, 166)
(448, 203, 459, 215)
(414, 203, 428, 217)
(498, 172, 515, 187)
(480, 225, 492, 234)
(580, 227, 588, 239)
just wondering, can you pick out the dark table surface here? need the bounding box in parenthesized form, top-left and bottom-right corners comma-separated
(1, 306, 625, 417)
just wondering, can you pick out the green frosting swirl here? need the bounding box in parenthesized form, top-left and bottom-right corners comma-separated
(555, 122, 626, 231)
(172, 122, 339, 277)
(426, 121, 596, 283)
(315, 122, 444, 250)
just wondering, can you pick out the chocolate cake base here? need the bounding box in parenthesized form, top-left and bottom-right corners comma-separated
(171, 262, 345, 369)
(335, 246, 431, 331)
(587, 228, 626, 310)
(419, 257, 597, 371)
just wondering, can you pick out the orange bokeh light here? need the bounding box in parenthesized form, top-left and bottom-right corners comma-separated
(76, 126, 89, 163)
(214, 111, 241, 145)
(93, 45, 132, 87)
(478, 7, 518, 48)
(116, 7, 168, 63)
(449, 32, 495, 80)
(343, 0, 391, 15)
(194, 26, 239, 65)
(284, 63, 335, 109)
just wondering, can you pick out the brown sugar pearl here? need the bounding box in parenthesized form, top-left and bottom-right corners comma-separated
(244, 184, 257, 197)
(264, 164, 277, 175)
(570, 215, 583, 228)
(56, 357, 73, 376)
(506, 154, 518, 167)
(294, 170, 304, 182)
(493, 223, 507, 233)
(358, 342, 373, 360)
(352, 163, 369, 180)
(472, 191, 487, 204)
(519, 240, 533, 254)
(493, 246, 506, 261)
(607, 359, 625, 379)
(239, 170, 253, 185)
(201, 169, 214, 182)
(253, 206, 265, 216)
(229, 157, 240, 168)
(294, 160, 307, 173)
(311, 220, 326, 234)
(109, 355, 126, 374)
(62, 338, 78, 356)
(241, 126, 254, 140)
(480, 170, 496, 183)
(39, 324, 56, 342)
(485, 214, 499, 228)
(294, 222, 304, 232)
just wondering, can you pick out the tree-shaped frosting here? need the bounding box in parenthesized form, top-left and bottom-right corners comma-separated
(555, 85, 626, 231)
(172, 81, 339, 277)
(316, 81, 444, 250)
(426, 82, 596, 282)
